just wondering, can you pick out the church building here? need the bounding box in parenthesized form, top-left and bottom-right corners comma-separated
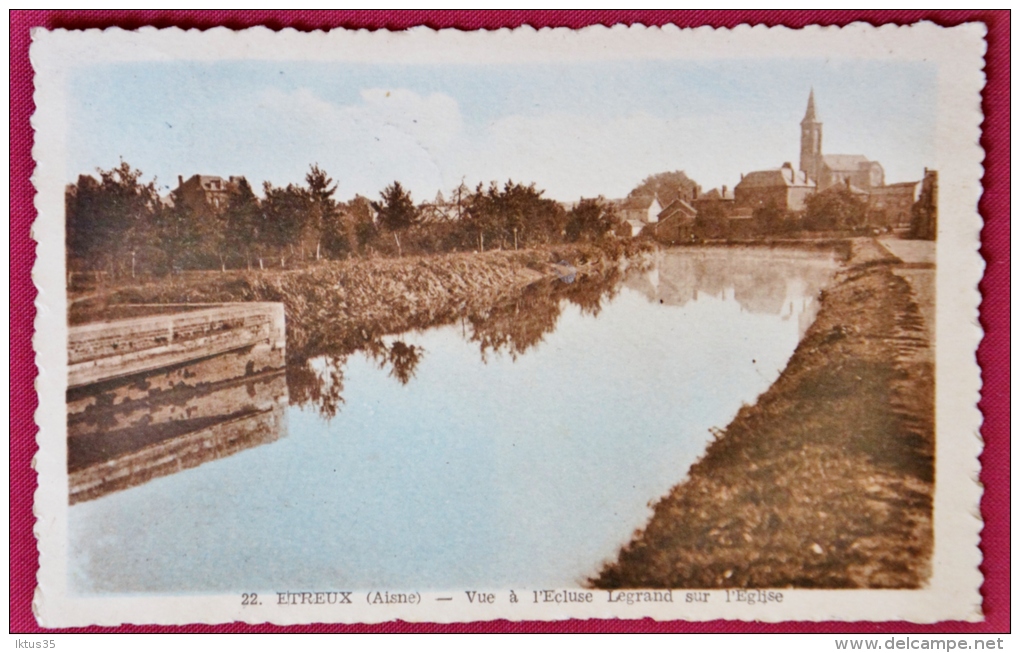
(724, 90, 929, 230)
(798, 89, 885, 192)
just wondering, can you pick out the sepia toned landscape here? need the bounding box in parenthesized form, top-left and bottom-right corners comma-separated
(64, 64, 938, 594)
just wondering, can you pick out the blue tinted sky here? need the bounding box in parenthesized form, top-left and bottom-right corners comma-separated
(68, 58, 936, 201)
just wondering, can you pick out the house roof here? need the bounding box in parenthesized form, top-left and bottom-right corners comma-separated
(698, 187, 735, 201)
(736, 167, 815, 189)
(658, 198, 697, 221)
(624, 194, 661, 210)
(821, 154, 873, 172)
(180, 174, 229, 191)
(876, 181, 921, 191)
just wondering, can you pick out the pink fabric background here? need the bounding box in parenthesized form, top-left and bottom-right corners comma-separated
(9, 10, 1010, 634)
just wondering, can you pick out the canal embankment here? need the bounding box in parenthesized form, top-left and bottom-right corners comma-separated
(593, 238, 935, 589)
(69, 243, 641, 362)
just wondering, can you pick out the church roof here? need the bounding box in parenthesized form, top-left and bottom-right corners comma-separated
(821, 154, 874, 172)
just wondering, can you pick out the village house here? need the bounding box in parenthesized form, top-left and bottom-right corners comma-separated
(658, 197, 697, 222)
(615, 194, 663, 237)
(692, 186, 735, 214)
(175, 174, 246, 216)
(652, 197, 698, 244)
(418, 190, 462, 223)
(733, 163, 816, 212)
(619, 195, 663, 224)
(868, 181, 922, 228)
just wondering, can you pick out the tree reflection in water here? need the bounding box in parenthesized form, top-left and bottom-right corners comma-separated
(382, 341, 425, 385)
(287, 339, 424, 420)
(469, 269, 621, 362)
(286, 268, 622, 419)
(287, 354, 348, 420)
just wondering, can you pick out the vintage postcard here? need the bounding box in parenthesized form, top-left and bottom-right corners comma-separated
(31, 23, 985, 626)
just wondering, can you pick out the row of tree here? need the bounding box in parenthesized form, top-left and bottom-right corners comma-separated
(65, 162, 624, 278)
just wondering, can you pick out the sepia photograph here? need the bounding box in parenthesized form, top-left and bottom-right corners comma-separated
(28, 22, 986, 626)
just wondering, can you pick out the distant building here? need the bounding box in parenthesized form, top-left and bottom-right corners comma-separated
(909, 169, 938, 240)
(618, 219, 648, 238)
(799, 90, 824, 184)
(868, 181, 922, 228)
(712, 91, 931, 235)
(816, 155, 885, 192)
(653, 198, 698, 243)
(733, 162, 816, 212)
(657, 197, 697, 223)
(691, 186, 737, 238)
(798, 89, 885, 192)
(175, 174, 246, 215)
(418, 190, 462, 223)
(612, 194, 664, 238)
(692, 185, 735, 214)
(618, 195, 663, 225)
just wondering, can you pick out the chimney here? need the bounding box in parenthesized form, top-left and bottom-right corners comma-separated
(178, 175, 184, 188)
(721, 185, 727, 197)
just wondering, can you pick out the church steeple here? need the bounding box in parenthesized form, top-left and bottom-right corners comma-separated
(799, 89, 822, 183)
(802, 88, 818, 124)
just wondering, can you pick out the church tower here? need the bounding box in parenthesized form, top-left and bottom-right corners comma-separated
(799, 89, 822, 183)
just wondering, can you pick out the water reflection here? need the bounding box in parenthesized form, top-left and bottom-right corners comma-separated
(467, 270, 621, 362)
(68, 360, 288, 504)
(287, 268, 623, 418)
(287, 340, 425, 420)
(285, 249, 833, 420)
(624, 248, 833, 338)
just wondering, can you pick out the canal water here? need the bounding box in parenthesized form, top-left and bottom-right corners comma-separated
(69, 247, 838, 593)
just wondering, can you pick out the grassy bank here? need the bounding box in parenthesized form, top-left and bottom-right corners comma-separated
(593, 238, 934, 589)
(70, 243, 639, 362)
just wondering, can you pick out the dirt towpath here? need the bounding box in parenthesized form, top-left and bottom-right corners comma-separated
(593, 239, 935, 589)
